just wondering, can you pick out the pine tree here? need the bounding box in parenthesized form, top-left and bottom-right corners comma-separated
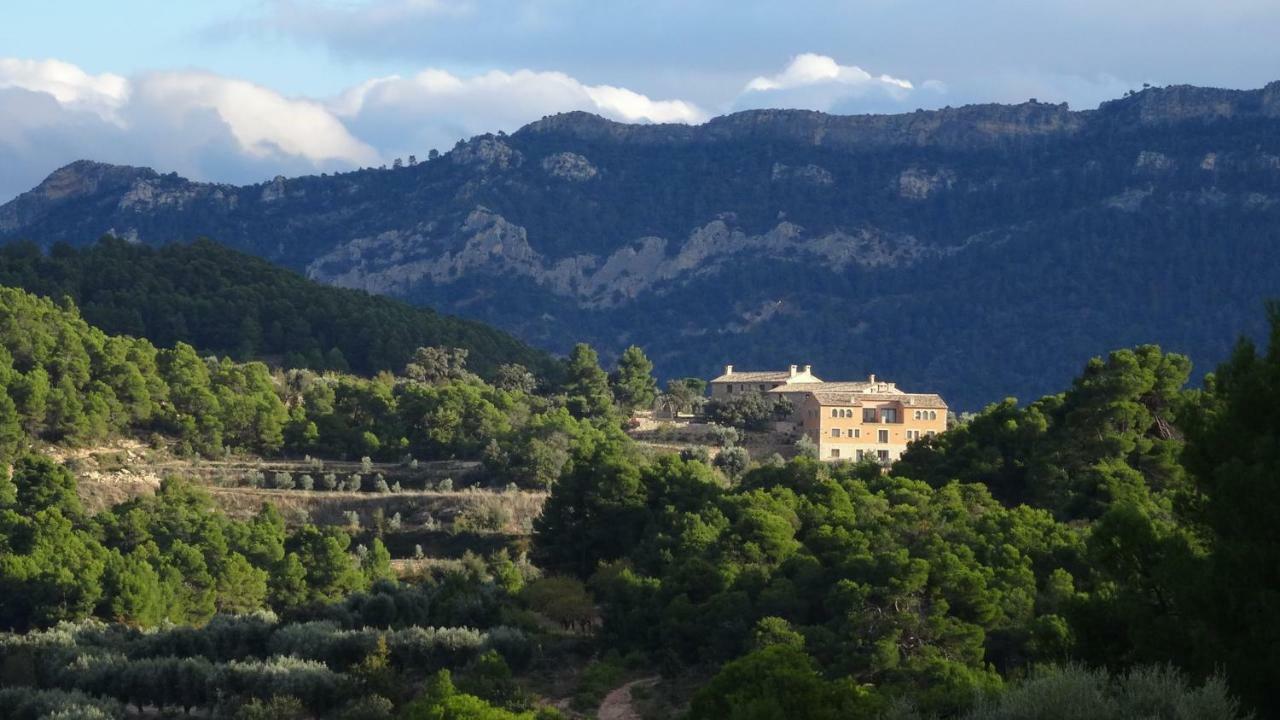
(563, 344, 614, 421)
(610, 345, 658, 411)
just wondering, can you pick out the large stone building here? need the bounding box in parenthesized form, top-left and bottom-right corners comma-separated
(711, 365, 947, 463)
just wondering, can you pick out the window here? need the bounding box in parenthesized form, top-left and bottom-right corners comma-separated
(878, 429, 889, 443)
(853, 429, 861, 438)
(831, 428, 841, 438)
(856, 450, 865, 461)
(759, 384, 767, 391)
(877, 450, 890, 461)
(726, 385, 733, 394)
(929, 410, 937, 420)
(863, 408, 877, 422)
(882, 408, 898, 423)
(831, 409, 838, 418)
(830, 449, 840, 459)
(907, 430, 920, 441)
(914, 410, 922, 420)
(926, 430, 936, 438)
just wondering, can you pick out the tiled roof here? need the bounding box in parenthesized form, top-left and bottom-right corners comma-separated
(769, 381, 902, 395)
(777, 381, 948, 409)
(711, 371, 792, 382)
(812, 392, 862, 405)
(710, 371, 824, 383)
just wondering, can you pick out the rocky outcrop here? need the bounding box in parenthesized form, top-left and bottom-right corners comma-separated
(0, 160, 154, 231)
(1134, 151, 1176, 174)
(307, 209, 943, 308)
(451, 137, 523, 170)
(771, 163, 833, 186)
(1099, 82, 1280, 125)
(541, 152, 598, 181)
(120, 177, 235, 212)
(897, 166, 955, 199)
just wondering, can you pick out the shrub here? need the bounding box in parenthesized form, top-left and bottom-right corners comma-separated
(962, 664, 1250, 720)
(794, 433, 819, 460)
(680, 446, 711, 464)
(236, 696, 308, 720)
(713, 446, 750, 480)
(707, 424, 741, 447)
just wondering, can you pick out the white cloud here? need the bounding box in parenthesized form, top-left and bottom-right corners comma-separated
(736, 54, 935, 113)
(133, 71, 378, 163)
(334, 68, 704, 126)
(0, 58, 129, 121)
(329, 67, 705, 161)
(0, 56, 708, 203)
(745, 53, 913, 93)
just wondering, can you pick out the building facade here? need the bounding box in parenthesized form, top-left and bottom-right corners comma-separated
(783, 382, 947, 463)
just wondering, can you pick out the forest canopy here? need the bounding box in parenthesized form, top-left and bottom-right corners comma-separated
(0, 237, 559, 380)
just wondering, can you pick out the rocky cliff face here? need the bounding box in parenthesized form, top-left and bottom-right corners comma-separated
(3, 82, 1280, 409)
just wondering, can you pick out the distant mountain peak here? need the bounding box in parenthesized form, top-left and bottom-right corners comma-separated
(1, 160, 162, 232)
(32, 159, 156, 199)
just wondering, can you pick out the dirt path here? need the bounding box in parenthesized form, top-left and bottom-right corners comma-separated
(597, 676, 660, 720)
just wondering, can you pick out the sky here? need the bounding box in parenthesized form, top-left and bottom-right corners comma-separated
(1, 0, 1278, 202)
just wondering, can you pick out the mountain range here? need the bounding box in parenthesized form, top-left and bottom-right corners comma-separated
(3, 81, 1280, 409)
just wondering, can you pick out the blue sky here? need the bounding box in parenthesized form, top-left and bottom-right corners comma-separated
(1, 1, 1278, 201)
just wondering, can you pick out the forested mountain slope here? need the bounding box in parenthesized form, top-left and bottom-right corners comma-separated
(0, 239, 557, 380)
(4, 82, 1280, 408)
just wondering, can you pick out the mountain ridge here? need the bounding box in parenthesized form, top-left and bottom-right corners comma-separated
(3, 81, 1280, 409)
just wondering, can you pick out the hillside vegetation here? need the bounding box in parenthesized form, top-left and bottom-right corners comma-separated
(0, 238, 558, 379)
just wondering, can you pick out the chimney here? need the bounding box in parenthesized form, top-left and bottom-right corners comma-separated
(868, 373, 876, 384)
(725, 364, 734, 375)
(789, 364, 798, 377)
(803, 364, 812, 375)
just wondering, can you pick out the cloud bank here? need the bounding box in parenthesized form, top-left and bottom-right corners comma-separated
(0, 56, 715, 202)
